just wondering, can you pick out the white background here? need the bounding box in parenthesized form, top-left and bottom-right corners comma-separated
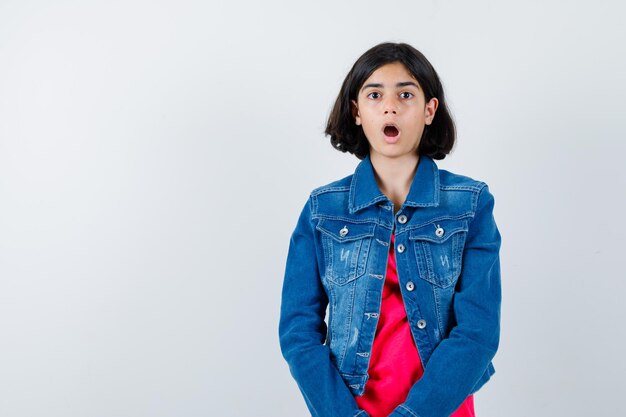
(1, 1, 625, 416)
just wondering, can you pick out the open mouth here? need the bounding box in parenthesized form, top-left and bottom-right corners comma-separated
(383, 124, 400, 137)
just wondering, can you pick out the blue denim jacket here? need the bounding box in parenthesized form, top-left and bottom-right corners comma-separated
(278, 153, 502, 417)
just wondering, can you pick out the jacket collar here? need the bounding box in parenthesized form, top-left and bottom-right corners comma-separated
(348, 153, 440, 214)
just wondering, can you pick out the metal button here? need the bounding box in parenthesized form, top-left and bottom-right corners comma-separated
(417, 319, 427, 329)
(406, 281, 415, 291)
(397, 214, 407, 224)
(339, 226, 349, 237)
(396, 243, 405, 253)
(435, 226, 445, 237)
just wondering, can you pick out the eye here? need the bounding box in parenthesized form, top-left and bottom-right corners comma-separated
(367, 91, 381, 99)
(400, 91, 414, 99)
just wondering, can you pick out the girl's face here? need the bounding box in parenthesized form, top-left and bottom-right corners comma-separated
(351, 61, 438, 160)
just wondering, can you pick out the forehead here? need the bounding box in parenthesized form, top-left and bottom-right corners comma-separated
(361, 62, 419, 87)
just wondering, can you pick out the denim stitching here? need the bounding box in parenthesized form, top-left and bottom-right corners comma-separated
(412, 240, 428, 284)
(312, 185, 351, 196)
(432, 284, 444, 339)
(327, 234, 336, 282)
(315, 214, 380, 225)
(349, 162, 389, 212)
(338, 279, 356, 369)
(440, 184, 482, 192)
(348, 162, 360, 212)
(328, 282, 336, 346)
(357, 238, 370, 279)
(422, 241, 434, 282)
(405, 214, 472, 232)
(354, 197, 388, 213)
(398, 404, 420, 417)
(472, 183, 487, 213)
(310, 193, 318, 214)
(465, 183, 487, 232)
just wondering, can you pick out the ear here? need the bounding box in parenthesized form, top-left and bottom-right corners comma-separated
(424, 97, 439, 125)
(351, 99, 361, 126)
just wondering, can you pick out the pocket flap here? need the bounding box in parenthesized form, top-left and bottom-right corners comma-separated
(316, 219, 376, 242)
(408, 218, 469, 243)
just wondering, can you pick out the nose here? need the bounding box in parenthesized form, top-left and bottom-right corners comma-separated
(383, 97, 398, 114)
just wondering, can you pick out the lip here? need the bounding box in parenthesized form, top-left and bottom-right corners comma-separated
(382, 123, 401, 144)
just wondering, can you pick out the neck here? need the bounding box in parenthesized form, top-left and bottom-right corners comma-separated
(369, 152, 420, 213)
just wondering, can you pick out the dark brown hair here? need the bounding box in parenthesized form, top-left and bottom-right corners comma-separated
(325, 42, 456, 160)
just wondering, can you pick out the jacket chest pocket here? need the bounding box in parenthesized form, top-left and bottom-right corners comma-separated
(316, 219, 375, 286)
(409, 218, 469, 288)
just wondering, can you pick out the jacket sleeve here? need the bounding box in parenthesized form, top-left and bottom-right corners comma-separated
(390, 184, 502, 417)
(278, 195, 369, 417)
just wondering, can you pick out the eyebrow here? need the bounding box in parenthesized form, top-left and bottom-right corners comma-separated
(361, 81, 420, 92)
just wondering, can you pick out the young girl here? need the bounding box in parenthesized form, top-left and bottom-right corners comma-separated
(279, 42, 502, 417)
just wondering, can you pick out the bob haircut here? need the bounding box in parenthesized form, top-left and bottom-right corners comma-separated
(325, 42, 456, 160)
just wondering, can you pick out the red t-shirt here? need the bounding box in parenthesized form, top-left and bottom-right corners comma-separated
(355, 234, 475, 417)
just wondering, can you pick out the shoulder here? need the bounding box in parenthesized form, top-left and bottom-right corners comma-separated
(438, 168, 487, 192)
(309, 173, 353, 197)
(300, 174, 355, 219)
(437, 166, 495, 216)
